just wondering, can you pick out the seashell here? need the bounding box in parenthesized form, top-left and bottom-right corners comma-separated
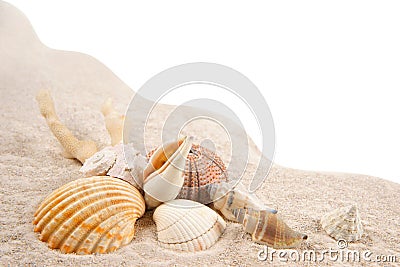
(153, 199, 226, 252)
(233, 208, 307, 249)
(33, 176, 145, 254)
(147, 142, 228, 204)
(143, 136, 193, 209)
(320, 204, 363, 242)
(210, 181, 277, 221)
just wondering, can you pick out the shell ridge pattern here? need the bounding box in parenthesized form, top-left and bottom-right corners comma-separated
(156, 206, 196, 232)
(46, 195, 138, 245)
(60, 204, 138, 251)
(35, 178, 108, 219)
(86, 212, 134, 253)
(75, 211, 135, 254)
(158, 214, 221, 245)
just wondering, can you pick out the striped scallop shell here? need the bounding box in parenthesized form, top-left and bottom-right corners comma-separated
(33, 176, 145, 254)
(153, 199, 226, 252)
(147, 144, 228, 203)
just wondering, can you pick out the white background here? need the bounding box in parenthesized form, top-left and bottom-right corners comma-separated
(8, 0, 400, 183)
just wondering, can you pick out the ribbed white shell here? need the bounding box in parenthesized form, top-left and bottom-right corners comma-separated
(153, 199, 226, 252)
(321, 204, 363, 242)
(33, 176, 145, 254)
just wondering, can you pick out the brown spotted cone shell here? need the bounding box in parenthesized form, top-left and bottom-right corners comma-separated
(33, 176, 145, 254)
(147, 144, 228, 203)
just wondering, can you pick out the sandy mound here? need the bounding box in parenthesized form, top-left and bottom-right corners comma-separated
(1, 2, 399, 266)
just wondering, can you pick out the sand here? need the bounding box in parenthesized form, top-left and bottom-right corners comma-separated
(1, 1, 399, 266)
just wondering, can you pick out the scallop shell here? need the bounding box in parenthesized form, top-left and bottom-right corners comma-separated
(320, 204, 363, 242)
(153, 199, 226, 252)
(147, 143, 228, 204)
(233, 208, 307, 249)
(33, 176, 145, 254)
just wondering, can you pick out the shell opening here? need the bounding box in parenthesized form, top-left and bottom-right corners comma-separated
(143, 136, 187, 179)
(143, 136, 193, 208)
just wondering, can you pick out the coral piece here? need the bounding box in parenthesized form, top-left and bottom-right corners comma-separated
(79, 146, 117, 176)
(33, 176, 145, 254)
(107, 143, 147, 190)
(36, 90, 98, 163)
(101, 98, 125, 146)
(321, 204, 363, 242)
(80, 143, 147, 190)
(153, 199, 226, 252)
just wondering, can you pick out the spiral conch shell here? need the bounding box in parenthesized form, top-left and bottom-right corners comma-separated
(33, 176, 145, 254)
(143, 136, 193, 209)
(210, 182, 277, 221)
(321, 204, 363, 242)
(153, 199, 226, 252)
(147, 143, 228, 204)
(233, 208, 307, 249)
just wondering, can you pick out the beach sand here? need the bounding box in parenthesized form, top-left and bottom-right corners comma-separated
(1, 2, 399, 266)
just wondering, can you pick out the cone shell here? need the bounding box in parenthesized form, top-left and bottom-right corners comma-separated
(234, 208, 307, 249)
(33, 176, 145, 254)
(147, 144, 228, 204)
(321, 204, 363, 242)
(211, 182, 273, 221)
(153, 199, 226, 252)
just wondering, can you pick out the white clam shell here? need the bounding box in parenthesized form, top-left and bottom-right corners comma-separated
(321, 204, 364, 242)
(153, 199, 226, 252)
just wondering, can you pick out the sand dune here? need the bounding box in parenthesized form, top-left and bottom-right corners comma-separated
(0, 1, 399, 266)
